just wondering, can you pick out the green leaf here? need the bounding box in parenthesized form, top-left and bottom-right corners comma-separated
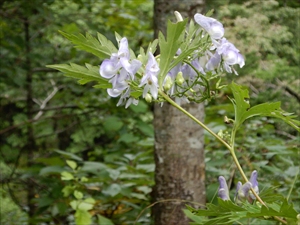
(55, 150, 83, 161)
(36, 197, 53, 208)
(70, 200, 78, 210)
(39, 166, 64, 175)
(102, 183, 121, 197)
(47, 63, 111, 87)
(103, 116, 123, 131)
(97, 215, 114, 225)
(186, 196, 299, 225)
(61, 171, 74, 180)
(66, 160, 77, 170)
(229, 82, 300, 132)
(81, 162, 108, 175)
(158, 19, 187, 87)
(130, 90, 143, 98)
(74, 190, 83, 200)
(59, 31, 117, 59)
(246, 199, 298, 220)
(78, 198, 95, 211)
(93, 83, 112, 89)
(62, 185, 74, 197)
(107, 168, 120, 180)
(75, 209, 92, 225)
(118, 133, 139, 144)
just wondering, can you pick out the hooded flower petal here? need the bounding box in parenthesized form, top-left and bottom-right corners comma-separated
(237, 181, 252, 202)
(216, 38, 245, 73)
(194, 13, 224, 39)
(206, 52, 221, 71)
(100, 59, 120, 79)
(140, 52, 159, 99)
(118, 37, 130, 58)
(107, 88, 123, 97)
(234, 181, 242, 201)
(249, 170, 259, 200)
(218, 176, 230, 200)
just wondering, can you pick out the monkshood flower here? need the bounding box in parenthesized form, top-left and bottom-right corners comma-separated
(218, 176, 230, 200)
(181, 58, 206, 80)
(206, 52, 221, 71)
(234, 181, 242, 201)
(140, 52, 159, 100)
(205, 39, 245, 74)
(194, 13, 224, 40)
(100, 37, 141, 82)
(234, 170, 259, 204)
(217, 38, 245, 74)
(235, 181, 252, 203)
(249, 170, 259, 200)
(99, 37, 142, 107)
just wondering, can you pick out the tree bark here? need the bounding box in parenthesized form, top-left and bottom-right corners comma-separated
(153, 0, 206, 224)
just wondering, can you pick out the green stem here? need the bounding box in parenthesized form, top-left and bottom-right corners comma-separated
(159, 90, 287, 225)
(159, 90, 231, 150)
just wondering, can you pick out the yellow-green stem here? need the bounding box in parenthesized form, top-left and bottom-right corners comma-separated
(159, 90, 287, 224)
(159, 90, 231, 150)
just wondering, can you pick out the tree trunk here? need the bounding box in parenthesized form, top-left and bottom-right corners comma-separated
(24, 16, 36, 224)
(152, 1, 206, 224)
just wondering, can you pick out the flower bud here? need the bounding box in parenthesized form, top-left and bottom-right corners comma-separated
(249, 170, 259, 200)
(234, 181, 242, 204)
(217, 130, 224, 138)
(224, 116, 231, 124)
(145, 93, 152, 103)
(218, 176, 230, 200)
(137, 54, 143, 61)
(164, 75, 173, 91)
(175, 71, 184, 85)
(174, 11, 183, 22)
(236, 181, 252, 203)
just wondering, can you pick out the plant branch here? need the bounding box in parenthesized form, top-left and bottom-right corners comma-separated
(33, 79, 59, 120)
(159, 90, 287, 224)
(158, 90, 231, 150)
(134, 198, 205, 225)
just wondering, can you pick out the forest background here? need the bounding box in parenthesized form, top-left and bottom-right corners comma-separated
(0, 0, 299, 224)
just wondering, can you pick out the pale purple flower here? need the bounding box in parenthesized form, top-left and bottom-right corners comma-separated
(218, 176, 230, 200)
(236, 181, 252, 202)
(100, 38, 141, 80)
(140, 52, 159, 99)
(206, 52, 221, 71)
(115, 88, 139, 109)
(99, 37, 142, 107)
(217, 38, 245, 74)
(234, 181, 242, 201)
(194, 13, 224, 40)
(249, 170, 259, 200)
(181, 58, 205, 80)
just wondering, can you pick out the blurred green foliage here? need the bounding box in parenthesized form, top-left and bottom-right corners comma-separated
(0, 0, 299, 224)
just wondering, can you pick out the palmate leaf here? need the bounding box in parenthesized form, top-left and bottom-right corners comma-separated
(186, 197, 298, 225)
(47, 63, 111, 88)
(229, 82, 300, 132)
(246, 199, 298, 221)
(59, 31, 117, 59)
(157, 19, 187, 87)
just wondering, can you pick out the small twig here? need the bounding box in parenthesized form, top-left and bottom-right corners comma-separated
(33, 79, 59, 120)
(0, 112, 90, 135)
(134, 199, 205, 225)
